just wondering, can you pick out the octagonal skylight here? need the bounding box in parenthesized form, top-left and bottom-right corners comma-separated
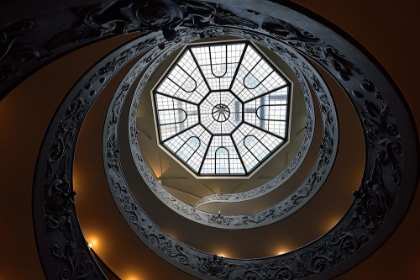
(152, 41, 291, 176)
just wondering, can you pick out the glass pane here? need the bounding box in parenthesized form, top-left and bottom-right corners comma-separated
(153, 41, 291, 176)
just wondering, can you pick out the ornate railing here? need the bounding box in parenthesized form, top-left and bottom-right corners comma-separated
(24, 1, 419, 279)
(126, 29, 338, 228)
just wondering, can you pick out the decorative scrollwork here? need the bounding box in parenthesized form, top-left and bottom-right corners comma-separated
(128, 27, 337, 229)
(0, 20, 47, 82)
(29, 1, 417, 280)
(51, 243, 99, 280)
(45, 0, 217, 52)
(0, 0, 217, 100)
(348, 156, 395, 233)
(33, 32, 170, 280)
(195, 254, 244, 279)
(193, 54, 315, 208)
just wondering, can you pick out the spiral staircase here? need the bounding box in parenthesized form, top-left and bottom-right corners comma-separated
(0, 1, 419, 279)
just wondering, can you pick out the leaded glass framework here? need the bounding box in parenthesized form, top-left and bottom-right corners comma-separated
(152, 41, 292, 176)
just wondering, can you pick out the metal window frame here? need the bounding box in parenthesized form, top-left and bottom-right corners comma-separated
(152, 40, 292, 177)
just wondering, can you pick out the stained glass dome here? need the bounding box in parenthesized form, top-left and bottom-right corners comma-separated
(152, 41, 291, 176)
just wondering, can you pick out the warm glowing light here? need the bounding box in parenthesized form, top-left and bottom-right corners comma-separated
(326, 217, 341, 231)
(85, 237, 99, 250)
(166, 231, 177, 239)
(150, 162, 162, 178)
(216, 252, 227, 258)
(123, 269, 143, 280)
(126, 273, 143, 280)
(276, 247, 290, 255)
(72, 172, 80, 192)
